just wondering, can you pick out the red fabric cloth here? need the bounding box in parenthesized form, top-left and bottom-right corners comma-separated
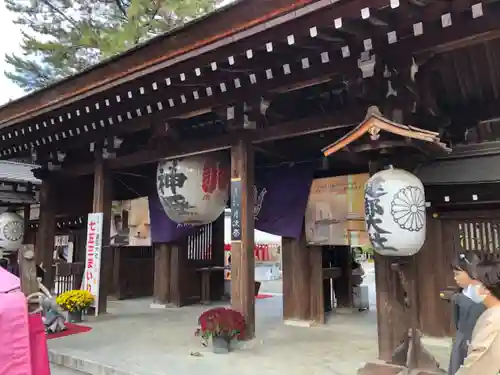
(47, 323, 92, 339)
(28, 314, 50, 375)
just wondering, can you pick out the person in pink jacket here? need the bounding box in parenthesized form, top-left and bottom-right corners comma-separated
(455, 261, 500, 375)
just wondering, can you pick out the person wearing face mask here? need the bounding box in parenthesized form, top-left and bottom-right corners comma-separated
(445, 253, 486, 375)
(455, 261, 500, 375)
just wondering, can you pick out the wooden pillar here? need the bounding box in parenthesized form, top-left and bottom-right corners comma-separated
(282, 231, 324, 324)
(211, 213, 226, 300)
(153, 243, 171, 305)
(230, 139, 256, 338)
(212, 213, 225, 267)
(22, 205, 30, 235)
(369, 161, 407, 361)
(308, 245, 324, 323)
(169, 241, 186, 307)
(19, 245, 39, 312)
(92, 158, 112, 315)
(282, 235, 311, 321)
(112, 247, 123, 298)
(37, 177, 56, 290)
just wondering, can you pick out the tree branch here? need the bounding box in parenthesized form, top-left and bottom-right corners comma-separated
(39, 0, 79, 30)
(114, 0, 127, 17)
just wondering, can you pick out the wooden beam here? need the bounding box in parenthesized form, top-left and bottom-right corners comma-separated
(61, 111, 362, 176)
(230, 138, 256, 339)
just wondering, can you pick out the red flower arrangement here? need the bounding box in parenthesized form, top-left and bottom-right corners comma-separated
(195, 307, 246, 343)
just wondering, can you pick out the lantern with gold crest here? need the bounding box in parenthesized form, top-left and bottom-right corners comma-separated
(156, 153, 230, 225)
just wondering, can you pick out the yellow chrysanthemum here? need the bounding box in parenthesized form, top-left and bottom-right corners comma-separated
(56, 290, 94, 312)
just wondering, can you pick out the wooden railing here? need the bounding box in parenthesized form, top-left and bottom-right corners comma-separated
(53, 262, 85, 296)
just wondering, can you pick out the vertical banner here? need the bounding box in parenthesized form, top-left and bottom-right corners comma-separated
(230, 178, 242, 242)
(253, 164, 314, 238)
(82, 212, 103, 316)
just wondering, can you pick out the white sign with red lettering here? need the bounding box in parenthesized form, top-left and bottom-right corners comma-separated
(82, 212, 103, 315)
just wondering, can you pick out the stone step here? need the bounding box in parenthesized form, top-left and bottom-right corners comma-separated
(48, 350, 135, 375)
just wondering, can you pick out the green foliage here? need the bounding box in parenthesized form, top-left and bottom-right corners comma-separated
(4, 0, 220, 91)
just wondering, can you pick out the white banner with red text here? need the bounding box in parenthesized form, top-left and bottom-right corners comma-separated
(81, 212, 103, 316)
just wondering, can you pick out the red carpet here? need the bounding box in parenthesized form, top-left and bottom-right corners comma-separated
(256, 294, 274, 299)
(47, 323, 92, 339)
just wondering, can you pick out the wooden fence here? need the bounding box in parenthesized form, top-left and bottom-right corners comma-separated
(53, 262, 84, 296)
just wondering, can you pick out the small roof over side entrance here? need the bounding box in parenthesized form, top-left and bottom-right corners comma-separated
(0, 161, 39, 205)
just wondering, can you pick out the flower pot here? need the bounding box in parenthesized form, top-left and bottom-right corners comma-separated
(212, 336, 230, 354)
(68, 310, 83, 323)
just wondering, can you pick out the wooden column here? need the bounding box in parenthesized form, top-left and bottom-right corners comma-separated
(37, 177, 56, 290)
(230, 139, 256, 338)
(169, 241, 186, 307)
(112, 247, 122, 298)
(282, 235, 311, 321)
(308, 245, 324, 323)
(153, 243, 171, 305)
(374, 254, 407, 360)
(211, 213, 226, 300)
(416, 214, 453, 337)
(282, 231, 324, 324)
(19, 245, 39, 312)
(368, 161, 409, 361)
(92, 158, 113, 315)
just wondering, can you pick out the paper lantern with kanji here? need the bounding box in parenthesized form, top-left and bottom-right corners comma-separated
(364, 167, 426, 256)
(156, 153, 229, 225)
(0, 212, 24, 252)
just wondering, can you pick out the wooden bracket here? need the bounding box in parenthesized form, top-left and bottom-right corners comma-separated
(386, 257, 444, 373)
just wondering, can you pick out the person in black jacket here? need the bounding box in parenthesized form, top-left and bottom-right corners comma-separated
(445, 253, 485, 375)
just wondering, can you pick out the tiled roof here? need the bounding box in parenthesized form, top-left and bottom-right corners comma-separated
(0, 191, 37, 204)
(0, 161, 40, 184)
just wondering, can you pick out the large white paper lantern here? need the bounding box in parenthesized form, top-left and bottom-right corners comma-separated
(0, 212, 24, 253)
(364, 167, 426, 256)
(157, 153, 229, 225)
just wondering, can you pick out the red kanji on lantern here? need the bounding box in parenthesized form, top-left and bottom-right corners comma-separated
(202, 159, 217, 194)
(217, 163, 229, 190)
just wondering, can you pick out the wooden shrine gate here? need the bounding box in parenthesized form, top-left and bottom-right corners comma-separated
(416, 210, 500, 338)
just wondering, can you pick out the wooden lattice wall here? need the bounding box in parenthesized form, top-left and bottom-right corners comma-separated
(417, 210, 500, 337)
(457, 219, 500, 260)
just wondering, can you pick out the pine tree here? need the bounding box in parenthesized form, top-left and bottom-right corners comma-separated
(4, 0, 220, 91)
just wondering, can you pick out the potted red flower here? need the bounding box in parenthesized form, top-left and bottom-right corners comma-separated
(195, 307, 246, 354)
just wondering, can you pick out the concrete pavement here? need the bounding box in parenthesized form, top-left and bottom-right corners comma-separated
(48, 261, 451, 374)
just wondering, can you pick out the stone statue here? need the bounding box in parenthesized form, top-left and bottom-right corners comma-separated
(27, 278, 66, 334)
